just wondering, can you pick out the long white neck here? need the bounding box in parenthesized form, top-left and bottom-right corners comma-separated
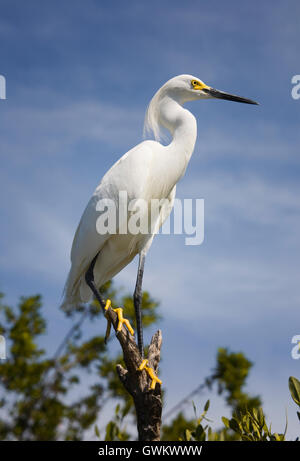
(145, 91, 197, 161)
(159, 96, 197, 161)
(144, 91, 197, 188)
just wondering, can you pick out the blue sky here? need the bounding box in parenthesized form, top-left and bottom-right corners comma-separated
(1, 0, 300, 438)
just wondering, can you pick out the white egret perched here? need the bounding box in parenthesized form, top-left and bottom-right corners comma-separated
(62, 74, 257, 384)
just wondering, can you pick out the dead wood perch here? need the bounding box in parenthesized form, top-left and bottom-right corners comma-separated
(105, 305, 162, 441)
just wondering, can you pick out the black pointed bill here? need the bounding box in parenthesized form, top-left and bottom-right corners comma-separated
(203, 87, 259, 105)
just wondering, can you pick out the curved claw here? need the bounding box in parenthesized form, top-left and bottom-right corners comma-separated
(138, 359, 162, 390)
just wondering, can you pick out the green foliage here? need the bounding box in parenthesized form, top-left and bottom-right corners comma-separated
(103, 404, 129, 441)
(179, 400, 228, 441)
(223, 407, 286, 441)
(182, 400, 211, 441)
(121, 291, 161, 330)
(0, 293, 103, 440)
(0, 285, 160, 440)
(206, 347, 261, 412)
(162, 413, 196, 441)
(289, 376, 300, 423)
(173, 348, 298, 442)
(289, 377, 300, 407)
(1, 286, 299, 442)
(95, 404, 130, 442)
(179, 402, 287, 442)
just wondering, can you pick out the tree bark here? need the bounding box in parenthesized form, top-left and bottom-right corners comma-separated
(105, 306, 162, 441)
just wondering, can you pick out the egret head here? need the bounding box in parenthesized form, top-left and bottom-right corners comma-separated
(162, 74, 258, 105)
(144, 74, 258, 141)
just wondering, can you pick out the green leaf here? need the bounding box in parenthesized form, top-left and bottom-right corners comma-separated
(194, 424, 204, 440)
(283, 408, 288, 439)
(121, 402, 131, 419)
(105, 421, 116, 441)
(229, 418, 242, 434)
(204, 400, 210, 412)
(94, 425, 100, 439)
(252, 408, 258, 421)
(185, 429, 192, 441)
(289, 377, 300, 406)
(257, 407, 265, 428)
(192, 400, 197, 419)
(221, 416, 230, 428)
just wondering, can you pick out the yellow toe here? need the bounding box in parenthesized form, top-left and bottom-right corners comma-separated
(102, 300, 134, 340)
(104, 299, 111, 311)
(113, 307, 134, 336)
(138, 359, 149, 371)
(138, 359, 162, 390)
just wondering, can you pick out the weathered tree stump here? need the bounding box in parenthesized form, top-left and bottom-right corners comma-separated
(105, 306, 162, 441)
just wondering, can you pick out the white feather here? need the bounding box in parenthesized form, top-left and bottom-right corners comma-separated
(62, 74, 204, 310)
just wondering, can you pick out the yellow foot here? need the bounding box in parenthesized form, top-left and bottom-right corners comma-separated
(104, 299, 134, 343)
(138, 359, 162, 390)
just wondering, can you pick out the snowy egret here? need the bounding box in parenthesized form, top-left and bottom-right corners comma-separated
(62, 74, 257, 383)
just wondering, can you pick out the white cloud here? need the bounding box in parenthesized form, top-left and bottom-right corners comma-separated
(0, 97, 143, 164)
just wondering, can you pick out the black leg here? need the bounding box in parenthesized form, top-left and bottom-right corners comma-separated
(134, 252, 146, 358)
(85, 252, 106, 312)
